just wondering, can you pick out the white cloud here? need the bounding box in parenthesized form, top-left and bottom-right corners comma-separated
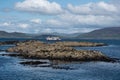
(46, 19, 64, 26)
(18, 23, 29, 29)
(98, 2, 117, 12)
(43, 10, 120, 33)
(0, 22, 12, 27)
(55, 12, 118, 27)
(67, 1, 118, 15)
(15, 0, 63, 15)
(1, 0, 120, 34)
(43, 1, 120, 32)
(67, 3, 91, 14)
(30, 19, 41, 24)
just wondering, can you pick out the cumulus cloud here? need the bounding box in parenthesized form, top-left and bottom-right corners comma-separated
(46, 19, 67, 27)
(18, 23, 29, 29)
(43, 1, 120, 33)
(58, 13, 118, 26)
(98, 2, 117, 12)
(44, 1, 120, 33)
(0, 22, 12, 27)
(15, 0, 64, 15)
(67, 2, 118, 15)
(1, 0, 120, 33)
(30, 19, 41, 24)
(45, 12, 120, 30)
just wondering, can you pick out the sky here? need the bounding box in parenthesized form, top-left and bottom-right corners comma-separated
(0, 0, 120, 34)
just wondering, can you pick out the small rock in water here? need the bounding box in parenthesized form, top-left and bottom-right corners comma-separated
(20, 61, 48, 65)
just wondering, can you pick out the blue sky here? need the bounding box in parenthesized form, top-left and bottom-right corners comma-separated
(0, 0, 119, 33)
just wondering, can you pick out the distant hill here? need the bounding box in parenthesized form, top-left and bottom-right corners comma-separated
(1, 27, 120, 39)
(77, 27, 120, 39)
(0, 31, 31, 38)
(0, 31, 62, 39)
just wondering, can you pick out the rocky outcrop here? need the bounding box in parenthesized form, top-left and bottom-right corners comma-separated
(7, 40, 114, 62)
(52, 41, 107, 47)
(0, 41, 20, 45)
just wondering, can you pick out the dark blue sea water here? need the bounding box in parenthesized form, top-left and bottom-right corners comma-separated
(0, 38, 120, 80)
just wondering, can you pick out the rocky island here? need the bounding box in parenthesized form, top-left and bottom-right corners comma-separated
(6, 40, 114, 62)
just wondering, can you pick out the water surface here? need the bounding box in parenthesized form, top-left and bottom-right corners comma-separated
(0, 39, 120, 80)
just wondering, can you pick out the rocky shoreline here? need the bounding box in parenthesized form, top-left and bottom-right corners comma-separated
(0, 41, 20, 45)
(6, 40, 114, 62)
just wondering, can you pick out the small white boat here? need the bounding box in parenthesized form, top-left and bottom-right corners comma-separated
(46, 37, 61, 41)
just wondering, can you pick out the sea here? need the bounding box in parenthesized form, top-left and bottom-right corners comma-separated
(0, 38, 120, 80)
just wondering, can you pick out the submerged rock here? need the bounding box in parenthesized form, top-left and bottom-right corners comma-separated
(7, 40, 114, 62)
(19, 60, 77, 70)
(20, 61, 48, 65)
(1, 53, 22, 57)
